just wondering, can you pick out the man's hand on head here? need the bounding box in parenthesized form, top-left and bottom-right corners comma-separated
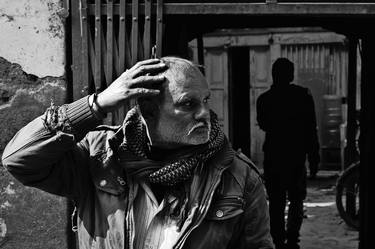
(96, 58, 167, 113)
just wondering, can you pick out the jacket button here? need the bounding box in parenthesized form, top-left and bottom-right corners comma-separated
(100, 180, 107, 187)
(117, 176, 126, 186)
(216, 210, 224, 218)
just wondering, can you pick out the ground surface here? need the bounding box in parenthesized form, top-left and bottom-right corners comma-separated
(300, 171, 359, 249)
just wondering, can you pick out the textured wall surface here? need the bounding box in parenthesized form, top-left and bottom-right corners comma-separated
(0, 0, 65, 77)
(0, 1, 68, 248)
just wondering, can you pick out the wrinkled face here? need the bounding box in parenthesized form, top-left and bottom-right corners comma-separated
(153, 64, 211, 147)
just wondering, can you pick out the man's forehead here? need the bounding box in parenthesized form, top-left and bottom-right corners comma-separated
(166, 70, 208, 95)
(164, 62, 207, 87)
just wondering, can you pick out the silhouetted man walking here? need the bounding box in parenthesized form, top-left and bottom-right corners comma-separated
(257, 58, 320, 249)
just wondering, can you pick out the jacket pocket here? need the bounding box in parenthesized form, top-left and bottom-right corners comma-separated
(89, 150, 126, 195)
(205, 196, 244, 221)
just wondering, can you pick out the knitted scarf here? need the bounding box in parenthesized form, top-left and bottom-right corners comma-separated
(117, 107, 225, 186)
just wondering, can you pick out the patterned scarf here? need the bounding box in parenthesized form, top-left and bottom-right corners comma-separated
(117, 107, 225, 186)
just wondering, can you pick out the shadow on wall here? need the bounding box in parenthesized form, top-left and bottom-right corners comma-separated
(0, 56, 68, 249)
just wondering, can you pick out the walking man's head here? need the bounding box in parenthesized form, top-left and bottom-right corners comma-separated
(138, 57, 211, 148)
(272, 58, 294, 86)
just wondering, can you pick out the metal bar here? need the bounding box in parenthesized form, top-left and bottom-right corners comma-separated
(119, 0, 126, 74)
(156, 0, 163, 57)
(80, 0, 92, 94)
(197, 35, 205, 75)
(101, 22, 108, 91)
(63, 0, 73, 103)
(88, 25, 97, 89)
(143, 0, 152, 59)
(87, 3, 375, 16)
(95, 0, 102, 92)
(345, 37, 358, 168)
(113, 30, 120, 76)
(359, 35, 375, 249)
(131, 0, 139, 65)
(106, 0, 114, 86)
(64, 1, 76, 249)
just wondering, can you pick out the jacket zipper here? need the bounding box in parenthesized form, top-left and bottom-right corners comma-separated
(212, 196, 245, 208)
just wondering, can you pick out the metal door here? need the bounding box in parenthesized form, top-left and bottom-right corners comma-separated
(204, 48, 229, 137)
(72, 0, 164, 124)
(249, 46, 272, 166)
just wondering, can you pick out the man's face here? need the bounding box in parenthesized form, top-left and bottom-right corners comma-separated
(153, 65, 211, 147)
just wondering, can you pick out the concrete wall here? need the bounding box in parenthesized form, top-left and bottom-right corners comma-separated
(0, 1, 68, 248)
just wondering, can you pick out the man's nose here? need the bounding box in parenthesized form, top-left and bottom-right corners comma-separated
(194, 104, 210, 121)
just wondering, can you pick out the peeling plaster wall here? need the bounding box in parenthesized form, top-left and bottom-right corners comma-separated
(0, 1, 68, 248)
(0, 0, 65, 77)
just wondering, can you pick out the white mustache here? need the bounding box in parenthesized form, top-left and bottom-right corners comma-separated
(187, 122, 211, 136)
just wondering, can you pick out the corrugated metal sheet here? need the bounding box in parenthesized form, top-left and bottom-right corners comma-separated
(281, 43, 348, 96)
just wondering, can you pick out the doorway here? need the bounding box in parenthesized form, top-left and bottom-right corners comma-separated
(228, 47, 251, 158)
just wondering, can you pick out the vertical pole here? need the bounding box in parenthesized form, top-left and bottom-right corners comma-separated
(345, 37, 358, 218)
(345, 37, 358, 168)
(115, 0, 128, 125)
(119, 0, 127, 73)
(80, 0, 92, 94)
(359, 35, 375, 249)
(64, 2, 76, 248)
(156, 0, 163, 57)
(197, 35, 205, 75)
(131, 0, 139, 65)
(64, 0, 73, 104)
(94, 0, 102, 92)
(144, 0, 152, 59)
(106, 0, 114, 86)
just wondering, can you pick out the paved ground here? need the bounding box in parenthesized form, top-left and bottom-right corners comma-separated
(300, 171, 359, 249)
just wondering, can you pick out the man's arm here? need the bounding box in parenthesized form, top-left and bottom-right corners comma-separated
(1, 96, 98, 198)
(2, 59, 167, 197)
(305, 90, 320, 178)
(240, 170, 274, 249)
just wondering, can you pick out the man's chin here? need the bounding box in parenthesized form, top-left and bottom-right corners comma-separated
(186, 134, 210, 145)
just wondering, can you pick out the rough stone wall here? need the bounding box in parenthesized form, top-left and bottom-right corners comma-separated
(0, 1, 68, 248)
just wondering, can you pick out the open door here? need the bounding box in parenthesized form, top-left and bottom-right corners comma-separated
(249, 46, 272, 166)
(204, 48, 229, 137)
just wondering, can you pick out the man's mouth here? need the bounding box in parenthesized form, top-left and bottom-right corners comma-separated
(187, 122, 210, 136)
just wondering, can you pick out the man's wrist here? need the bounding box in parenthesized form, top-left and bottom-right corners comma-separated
(89, 93, 107, 119)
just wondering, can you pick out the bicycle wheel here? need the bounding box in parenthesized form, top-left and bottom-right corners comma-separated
(336, 163, 360, 230)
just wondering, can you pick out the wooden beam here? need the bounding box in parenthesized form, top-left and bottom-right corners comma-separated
(131, 0, 139, 65)
(345, 37, 358, 168)
(88, 3, 375, 16)
(80, 0, 93, 95)
(143, 0, 152, 59)
(95, 0, 102, 92)
(196, 31, 345, 49)
(156, 0, 163, 57)
(359, 34, 375, 249)
(197, 35, 205, 74)
(118, 0, 127, 73)
(106, 0, 114, 86)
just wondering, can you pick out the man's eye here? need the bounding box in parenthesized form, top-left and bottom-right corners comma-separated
(183, 101, 193, 107)
(203, 97, 210, 103)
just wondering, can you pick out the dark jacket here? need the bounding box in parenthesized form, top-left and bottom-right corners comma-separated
(256, 84, 320, 168)
(2, 96, 274, 249)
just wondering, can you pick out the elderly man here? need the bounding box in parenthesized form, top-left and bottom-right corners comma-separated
(2, 57, 273, 249)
